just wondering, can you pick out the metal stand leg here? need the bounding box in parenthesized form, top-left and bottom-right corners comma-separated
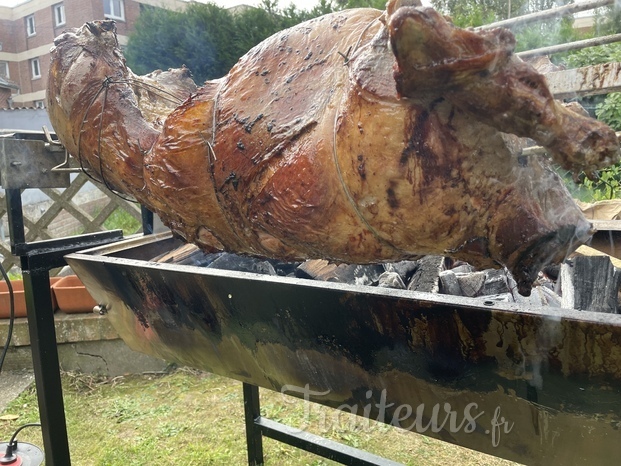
(243, 383, 264, 466)
(141, 206, 154, 235)
(22, 266, 71, 465)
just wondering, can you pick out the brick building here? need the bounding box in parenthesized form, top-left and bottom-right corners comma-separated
(0, 0, 186, 109)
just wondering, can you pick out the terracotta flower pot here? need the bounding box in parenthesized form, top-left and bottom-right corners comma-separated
(0, 277, 62, 319)
(49, 276, 62, 310)
(52, 275, 97, 314)
(0, 280, 27, 318)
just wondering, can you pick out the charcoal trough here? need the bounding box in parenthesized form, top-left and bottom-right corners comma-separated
(66, 232, 621, 466)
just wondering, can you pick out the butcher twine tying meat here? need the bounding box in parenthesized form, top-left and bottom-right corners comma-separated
(46, 0, 620, 295)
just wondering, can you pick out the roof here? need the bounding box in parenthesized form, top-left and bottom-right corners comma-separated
(0, 76, 19, 90)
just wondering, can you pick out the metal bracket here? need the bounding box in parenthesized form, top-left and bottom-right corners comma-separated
(0, 131, 70, 189)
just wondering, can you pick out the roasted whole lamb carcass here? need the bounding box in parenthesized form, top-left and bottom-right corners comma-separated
(47, 0, 619, 295)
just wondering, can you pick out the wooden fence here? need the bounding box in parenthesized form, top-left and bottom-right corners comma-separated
(0, 172, 143, 274)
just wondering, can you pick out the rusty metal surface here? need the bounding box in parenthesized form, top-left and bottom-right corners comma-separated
(66, 233, 621, 466)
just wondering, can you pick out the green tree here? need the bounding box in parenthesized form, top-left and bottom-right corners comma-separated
(513, 16, 578, 52)
(432, 0, 526, 25)
(125, 1, 327, 84)
(125, 3, 238, 82)
(432, 1, 581, 51)
(124, 7, 186, 77)
(335, 0, 386, 9)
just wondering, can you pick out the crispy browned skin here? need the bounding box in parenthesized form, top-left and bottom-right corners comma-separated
(388, 6, 619, 175)
(47, 4, 619, 295)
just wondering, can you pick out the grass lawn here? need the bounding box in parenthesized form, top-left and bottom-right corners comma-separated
(0, 369, 519, 465)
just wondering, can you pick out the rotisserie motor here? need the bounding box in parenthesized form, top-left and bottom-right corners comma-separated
(46, 0, 620, 295)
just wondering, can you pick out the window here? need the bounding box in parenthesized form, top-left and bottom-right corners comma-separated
(0, 62, 8, 79)
(34, 100, 45, 109)
(104, 0, 125, 21)
(30, 58, 41, 79)
(25, 15, 36, 37)
(53, 4, 66, 27)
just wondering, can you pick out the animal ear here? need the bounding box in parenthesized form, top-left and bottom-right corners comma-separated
(382, 0, 423, 25)
(386, 0, 423, 17)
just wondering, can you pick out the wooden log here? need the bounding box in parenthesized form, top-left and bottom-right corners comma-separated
(558, 262, 575, 309)
(407, 256, 444, 293)
(295, 259, 338, 280)
(573, 244, 621, 268)
(572, 256, 621, 313)
(545, 62, 621, 99)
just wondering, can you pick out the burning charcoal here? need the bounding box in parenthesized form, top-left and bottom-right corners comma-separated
(176, 251, 223, 267)
(206, 253, 276, 275)
(456, 271, 486, 297)
(439, 270, 462, 296)
(450, 264, 476, 274)
(252, 261, 278, 275)
(480, 269, 511, 296)
(268, 260, 301, 276)
(349, 264, 385, 286)
(378, 271, 406, 289)
(407, 256, 444, 293)
(295, 260, 383, 285)
(383, 260, 419, 283)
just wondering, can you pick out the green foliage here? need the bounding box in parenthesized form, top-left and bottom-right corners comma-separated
(103, 208, 141, 235)
(432, 0, 519, 23)
(431, 0, 580, 47)
(513, 16, 579, 52)
(0, 370, 519, 465)
(335, 0, 386, 9)
(126, 2, 329, 84)
(124, 7, 186, 77)
(125, 2, 240, 83)
(576, 166, 621, 201)
(596, 92, 621, 131)
(565, 42, 621, 68)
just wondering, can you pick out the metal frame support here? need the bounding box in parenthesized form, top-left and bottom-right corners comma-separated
(141, 206, 154, 235)
(21, 266, 70, 465)
(243, 383, 264, 466)
(4, 188, 124, 466)
(242, 383, 402, 466)
(1, 132, 153, 465)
